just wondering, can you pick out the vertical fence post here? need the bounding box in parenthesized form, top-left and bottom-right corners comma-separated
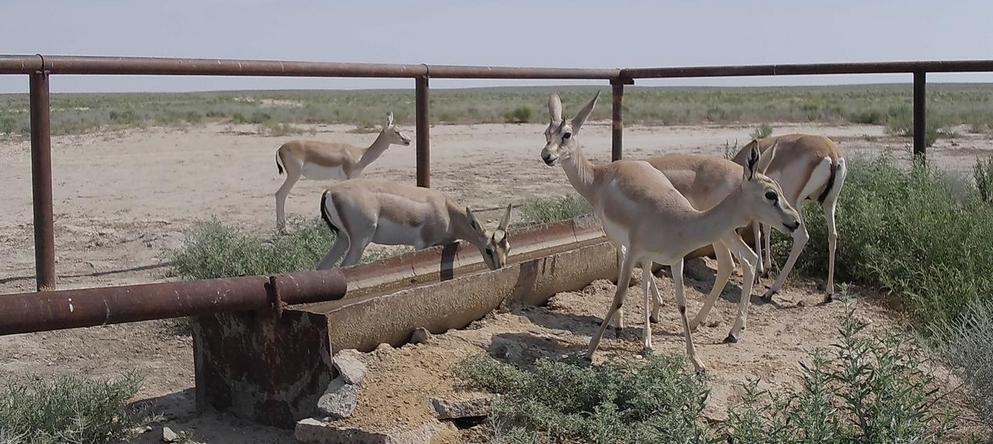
(29, 71, 56, 291)
(415, 76, 430, 188)
(913, 70, 926, 160)
(611, 79, 624, 161)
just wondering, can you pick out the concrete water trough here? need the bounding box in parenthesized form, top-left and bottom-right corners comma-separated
(191, 217, 618, 427)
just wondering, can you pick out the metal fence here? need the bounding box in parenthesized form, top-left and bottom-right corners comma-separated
(2, 54, 993, 325)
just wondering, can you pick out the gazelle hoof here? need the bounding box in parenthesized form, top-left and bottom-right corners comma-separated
(640, 347, 654, 357)
(723, 334, 739, 344)
(649, 315, 660, 324)
(822, 293, 834, 304)
(761, 289, 777, 303)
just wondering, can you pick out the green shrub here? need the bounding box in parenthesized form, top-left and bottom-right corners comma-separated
(974, 155, 993, 204)
(457, 354, 710, 443)
(749, 123, 773, 140)
(848, 108, 885, 125)
(258, 122, 307, 137)
(503, 106, 533, 124)
(170, 218, 333, 279)
(169, 218, 407, 279)
(792, 156, 993, 327)
(929, 300, 993, 428)
(0, 372, 145, 444)
(519, 194, 592, 225)
(0, 115, 15, 136)
(725, 304, 957, 442)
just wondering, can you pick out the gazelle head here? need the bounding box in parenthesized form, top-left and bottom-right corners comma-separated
(740, 143, 802, 234)
(466, 204, 513, 270)
(381, 112, 412, 146)
(541, 92, 600, 166)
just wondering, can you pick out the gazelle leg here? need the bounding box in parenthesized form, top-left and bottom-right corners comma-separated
(762, 223, 773, 277)
(340, 233, 373, 267)
(316, 232, 350, 270)
(752, 223, 764, 277)
(726, 234, 758, 343)
(640, 260, 653, 354)
(274, 172, 300, 233)
(761, 221, 809, 302)
(611, 245, 626, 335)
(587, 252, 635, 359)
(647, 264, 663, 324)
(823, 199, 839, 302)
(689, 240, 734, 331)
(671, 259, 705, 372)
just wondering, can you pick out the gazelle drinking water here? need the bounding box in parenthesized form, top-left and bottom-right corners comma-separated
(541, 92, 801, 371)
(274, 113, 411, 232)
(316, 179, 513, 271)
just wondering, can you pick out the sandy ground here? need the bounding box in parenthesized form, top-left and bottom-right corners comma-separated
(0, 122, 989, 442)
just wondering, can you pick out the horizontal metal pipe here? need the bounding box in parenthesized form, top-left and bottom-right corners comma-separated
(5, 55, 993, 78)
(622, 60, 993, 78)
(0, 269, 346, 336)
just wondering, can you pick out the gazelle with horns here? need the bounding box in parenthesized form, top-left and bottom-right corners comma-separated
(541, 92, 801, 371)
(274, 113, 411, 232)
(316, 179, 513, 271)
(731, 134, 847, 303)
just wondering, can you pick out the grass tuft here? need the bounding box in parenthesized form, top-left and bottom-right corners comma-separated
(457, 354, 710, 443)
(0, 372, 146, 444)
(519, 194, 592, 226)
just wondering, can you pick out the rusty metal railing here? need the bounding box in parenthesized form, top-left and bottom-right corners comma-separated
(2, 53, 993, 319)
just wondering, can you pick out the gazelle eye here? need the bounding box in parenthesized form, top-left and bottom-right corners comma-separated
(562, 133, 571, 140)
(765, 191, 777, 200)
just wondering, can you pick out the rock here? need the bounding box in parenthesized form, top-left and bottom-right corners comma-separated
(409, 327, 432, 344)
(162, 426, 178, 442)
(295, 418, 440, 444)
(317, 378, 359, 420)
(333, 349, 368, 385)
(489, 336, 524, 361)
(430, 395, 491, 419)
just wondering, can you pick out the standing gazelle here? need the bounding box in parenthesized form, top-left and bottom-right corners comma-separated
(274, 113, 411, 232)
(731, 134, 847, 302)
(316, 179, 513, 271)
(541, 93, 801, 371)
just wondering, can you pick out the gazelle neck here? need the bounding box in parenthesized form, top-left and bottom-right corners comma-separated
(355, 132, 392, 171)
(681, 187, 751, 248)
(449, 206, 487, 250)
(561, 145, 598, 203)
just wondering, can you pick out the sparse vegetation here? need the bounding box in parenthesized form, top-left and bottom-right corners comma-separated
(519, 194, 592, 225)
(2, 84, 993, 136)
(460, 306, 960, 443)
(503, 106, 533, 124)
(726, 304, 957, 442)
(0, 372, 146, 444)
(170, 218, 404, 279)
(457, 354, 710, 443)
(749, 123, 773, 140)
(793, 156, 993, 328)
(929, 300, 993, 428)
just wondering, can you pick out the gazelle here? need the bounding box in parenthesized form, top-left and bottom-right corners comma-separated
(541, 93, 801, 371)
(315, 178, 513, 271)
(730, 134, 847, 302)
(274, 113, 411, 232)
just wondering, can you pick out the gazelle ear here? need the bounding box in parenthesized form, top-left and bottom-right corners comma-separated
(466, 207, 482, 231)
(498, 204, 512, 231)
(387, 112, 394, 127)
(548, 94, 563, 123)
(756, 140, 778, 174)
(571, 91, 600, 134)
(745, 144, 762, 181)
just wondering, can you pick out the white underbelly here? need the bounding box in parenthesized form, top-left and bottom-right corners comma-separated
(371, 218, 428, 249)
(599, 212, 629, 248)
(301, 164, 348, 180)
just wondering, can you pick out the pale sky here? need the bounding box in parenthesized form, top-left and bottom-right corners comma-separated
(2, 0, 992, 93)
